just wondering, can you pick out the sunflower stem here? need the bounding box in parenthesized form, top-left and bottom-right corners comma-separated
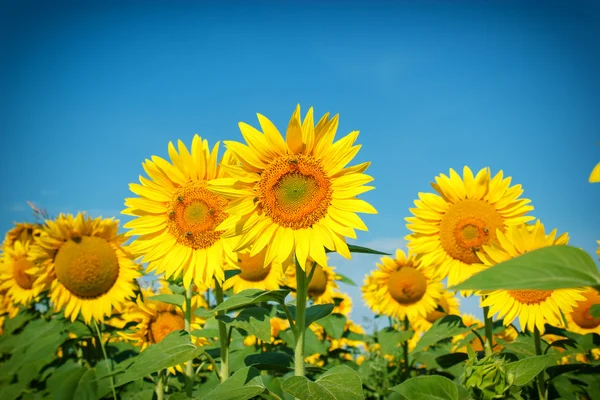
(402, 317, 410, 381)
(92, 320, 117, 400)
(214, 279, 230, 382)
(534, 328, 547, 400)
(482, 304, 494, 356)
(294, 255, 307, 377)
(184, 285, 194, 396)
(155, 369, 165, 400)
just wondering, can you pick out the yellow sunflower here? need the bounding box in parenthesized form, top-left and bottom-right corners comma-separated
(412, 289, 460, 331)
(0, 227, 49, 307)
(3, 222, 42, 248)
(589, 162, 600, 183)
(333, 292, 353, 316)
(564, 288, 600, 336)
(406, 166, 534, 287)
(223, 247, 284, 293)
(31, 213, 141, 324)
(362, 250, 444, 322)
(286, 259, 340, 304)
(207, 105, 377, 271)
(123, 135, 237, 288)
(479, 220, 585, 333)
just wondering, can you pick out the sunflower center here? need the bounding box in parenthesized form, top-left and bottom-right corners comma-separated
(425, 295, 449, 323)
(508, 290, 552, 305)
(570, 291, 600, 329)
(12, 257, 34, 290)
(168, 181, 229, 250)
(148, 312, 185, 344)
(307, 264, 328, 297)
(387, 267, 428, 305)
(258, 155, 332, 230)
(238, 250, 271, 282)
(439, 199, 505, 264)
(54, 236, 120, 298)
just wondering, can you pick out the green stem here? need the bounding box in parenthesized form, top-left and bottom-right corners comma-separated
(294, 256, 307, 377)
(155, 370, 165, 400)
(534, 328, 547, 400)
(92, 320, 117, 400)
(214, 279, 230, 382)
(482, 304, 494, 356)
(184, 285, 194, 396)
(402, 317, 409, 380)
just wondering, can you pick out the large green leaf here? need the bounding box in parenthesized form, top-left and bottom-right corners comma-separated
(305, 304, 335, 328)
(245, 352, 294, 371)
(113, 330, 203, 387)
(203, 366, 266, 400)
(212, 289, 290, 313)
(318, 314, 348, 340)
(378, 327, 413, 355)
(451, 245, 600, 291)
(282, 365, 364, 400)
(505, 355, 553, 386)
(389, 375, 459, 400)
(146, 294, 185, 307)
(345, 244, 390, 255)
(47, 361, 88, 400)
(335, 273, 357, 286)
(413, 316, 471, 353)
(216, 307, 271, 342)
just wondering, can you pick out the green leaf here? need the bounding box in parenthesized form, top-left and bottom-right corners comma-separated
(590, 304, 600, 318)
(378, 327, 413, 355)
(282, 365, 364, 399)
(413, 316, 471, 353)
(203, 366, 266, 400)
(225, 269, 242, 280)
(191, 328, 219, 338)
(305, 304, 335, 328)
(389, 375, 459, 400)
(318, 314, 348, 340)
(217, 307, 272, 342)
(335, 273, 357, 286)
(212, 289, 290, 313)
(546, 363, 600, 379)
(435, 352, 469, 369)
(195, 307, 216, 319)
(505, 355, 553, 386)
(114, 330, 203, 387)
(168, 284, 186, 294)
(451, 245, 600, 291)
(47, 361, 88, 400)
(344, 244, 390, 255)
(245, 352, 294, 371)
(146, 294, 185, 307)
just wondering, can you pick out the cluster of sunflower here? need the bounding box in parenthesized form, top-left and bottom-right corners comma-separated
(361, 165, 600, 365)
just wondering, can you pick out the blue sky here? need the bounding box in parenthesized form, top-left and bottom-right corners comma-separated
(1, 0, 599, 326)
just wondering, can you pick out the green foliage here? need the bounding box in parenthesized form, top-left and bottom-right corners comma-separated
(319, 314, 348, 340)
(212, 289, 290, 313)
(389, 375, 461, 400)
(413, 316, 471, 353)
(203, 366, 266, 400)
(282, 365, 365, 399)
(216, 307, 271, 342)
(146, 294, 185, 307)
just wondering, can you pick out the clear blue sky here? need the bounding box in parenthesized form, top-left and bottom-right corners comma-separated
(1, 0, 599, 326)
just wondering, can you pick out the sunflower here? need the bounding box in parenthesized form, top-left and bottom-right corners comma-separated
(412, 289, 460, 331)
(362, 250, 444, 322)
(286, 259, 340, 304)
(479, 220, 585, 333)
(31, 213, 141, 324)
(589, 162, 600, 183)
(123, 135, 237, 289)
(333, 291, 353, 316)
(564, 288, 600, 336)
(223, 247, 284, 293)
(0, 226, 48, 307)
(207, 105, 377, 271)
(4, 223, 42, 248)
(406, 167, 534, 287)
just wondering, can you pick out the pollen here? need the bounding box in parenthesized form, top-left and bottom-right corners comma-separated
(508, 290, 553, 305)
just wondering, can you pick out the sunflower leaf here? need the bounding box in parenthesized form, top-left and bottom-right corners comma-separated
(146, 294, 185, 308)
(413, 315, 470, 353)
(335, 244, 390, 255)
(318, 314, 347, 340)
(216, 307, 272, 342)
(305, 304, 335, 328)
(335, 273, 357, 286)
(389, 375, 460, 400)
(450, 245, 600, 291)
(225, 269, 242, 281)
(203, 366, 266, 400)
(505, 355, 554, 386)
(377, 327, 413, 355)
(212, 289, 290, 313)
(281, 365, 365, 400)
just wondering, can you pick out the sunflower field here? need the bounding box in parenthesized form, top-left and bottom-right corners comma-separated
(1, 105, 599, 400)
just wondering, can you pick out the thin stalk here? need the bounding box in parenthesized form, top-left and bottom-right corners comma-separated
(534, 328, 547, 400)
(294, 256, 307, 377)
(92, 320, 117, 400)
(184, 285, 194, 396)
(482, 303, 494, 356)
(402, 317, 409, 380)
(155, 370, 165, 400)
(214, 279, 230, 382)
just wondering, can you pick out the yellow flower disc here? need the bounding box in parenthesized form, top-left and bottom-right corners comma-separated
(508, 290, 552, 306)
(148, 312, 185, 344)
(387, 267, 427, 305)
(565, 289, 600, 335)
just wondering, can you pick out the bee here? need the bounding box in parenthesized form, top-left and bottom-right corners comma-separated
(186, 231, 193, 236)
(178, 196, 184, 202)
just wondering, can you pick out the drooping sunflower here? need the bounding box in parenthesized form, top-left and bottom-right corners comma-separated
(406, 167, 534, 287)
(0, 225, 48, 307)
(479, 220, 585, 333)
(207, 105, 377, 271)
(412, 289, 460, 331)
(123, 135, 237, 288)
(286, 259, 340, 305)
(31, 213, 141, 324)
(564, 288, 600, 336)
(362, 250, 444, 322)
(223, 247, 285, 293)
